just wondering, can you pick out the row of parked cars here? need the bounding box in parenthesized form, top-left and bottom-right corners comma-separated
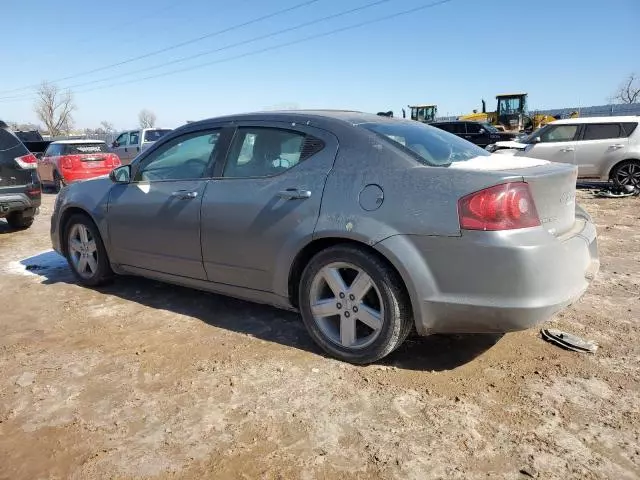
(430, 116, 640, 187)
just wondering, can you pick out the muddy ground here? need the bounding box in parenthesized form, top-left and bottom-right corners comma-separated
(0, 190, 638, 480)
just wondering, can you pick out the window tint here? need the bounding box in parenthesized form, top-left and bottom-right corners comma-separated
(582, 123, 621, 141)
(223, 128, 313, 178)
(62, 143, 108, 155)
(115, 133, 129, 146)
(144, 129, 171, 142)
(622, 122, 638, 137)
(138, 130, 219, 181)
(465, 122, 482, 134)
(129, 131, 140, 146)
(450, 123, 466, 135)
(360, 121, 488, 166)
(540, 124, 578, 142)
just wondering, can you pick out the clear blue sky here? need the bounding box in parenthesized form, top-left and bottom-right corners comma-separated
(1, 0, 638, 130)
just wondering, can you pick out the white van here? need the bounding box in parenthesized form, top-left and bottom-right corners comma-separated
(110, 128, 172, 164)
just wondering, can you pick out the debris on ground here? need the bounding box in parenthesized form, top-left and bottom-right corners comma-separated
(593, 185, 640, 198)
(541, 328, 598, 353)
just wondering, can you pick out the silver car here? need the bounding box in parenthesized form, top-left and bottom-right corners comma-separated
(110, 128, 172, 164)
(51, 111, 599, 364)
(487, 116, 640, 187)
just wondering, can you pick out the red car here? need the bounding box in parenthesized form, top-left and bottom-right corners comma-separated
(38, 140, 121, 191)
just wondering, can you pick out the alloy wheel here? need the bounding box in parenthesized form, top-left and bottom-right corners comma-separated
(616, 162, 640, 186)
(308, 262, 384, 349)
(68, 223, 99, 279)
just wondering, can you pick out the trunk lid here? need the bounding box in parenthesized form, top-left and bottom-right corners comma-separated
(450, 155, 578, 236)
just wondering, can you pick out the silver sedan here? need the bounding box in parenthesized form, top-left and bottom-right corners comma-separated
(51, 111, 599, 364)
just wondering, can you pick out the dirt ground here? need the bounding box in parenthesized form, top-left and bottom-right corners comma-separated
(0, 190, 638, 480)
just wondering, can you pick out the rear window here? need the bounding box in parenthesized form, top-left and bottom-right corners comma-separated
(622, 122, 638, 137)
(61, 143, 108, 155)
(144, 129, 171, 142)
(0, 128, 29, 162)
(359, 121, 488, 166)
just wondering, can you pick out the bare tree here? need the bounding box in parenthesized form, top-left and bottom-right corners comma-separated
(33, 82, 76, 136)
(100, 120, 115, 133)
(138, 109, 157, 128)
(612, 73, 640, 104)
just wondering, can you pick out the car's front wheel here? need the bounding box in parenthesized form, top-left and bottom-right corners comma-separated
(64, 214, 113, 286)
(299, 245, 412, 364)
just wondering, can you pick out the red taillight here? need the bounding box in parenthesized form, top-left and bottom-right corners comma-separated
(458, 182, 540, 231)
(14, 153, 38, 169)
(61, 155, 78, 169)
(105, 154, 121, 167)
(26, 187, 41, 197)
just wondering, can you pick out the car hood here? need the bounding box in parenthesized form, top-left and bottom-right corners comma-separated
(449, 154, 549, 171)
(494, 140, 527, 149)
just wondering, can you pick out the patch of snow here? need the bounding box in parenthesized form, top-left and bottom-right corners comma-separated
(3, 250, 69, 278)
(450, 154, 549, 171)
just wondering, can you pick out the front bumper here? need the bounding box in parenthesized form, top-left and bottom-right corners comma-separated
(376, 208, 599, 335)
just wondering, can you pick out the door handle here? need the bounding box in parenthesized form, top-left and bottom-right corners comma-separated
(171, 190, 198, 200)
(610, 144, 625, 150)
(277, 188, 311, 200)
(561, 147, 575, 152)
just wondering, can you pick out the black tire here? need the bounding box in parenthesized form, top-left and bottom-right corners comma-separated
(298, 245, 413, 364)
(63, 213, 113, 287)
(6, 211, 34, 230)
(611, 160, 640, 188)
(54, 171, 65, 193)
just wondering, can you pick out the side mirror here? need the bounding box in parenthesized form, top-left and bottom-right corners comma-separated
(111, 141, 119, 148)
(109, 165, 131, 184)
(532, 136, 542, 143)
(35, 152, 43, 159)
(478, 128, 486, 134)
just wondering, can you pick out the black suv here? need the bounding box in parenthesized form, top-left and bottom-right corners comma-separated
(0, 121, 41, 229)
(430, 120, 517, 148)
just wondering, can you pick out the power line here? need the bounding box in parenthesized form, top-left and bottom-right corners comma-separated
(38, 0, 395, 95)
(0, 0, 453, 103)
(0, 0, 322, 95)
(72, 0, 453, 96)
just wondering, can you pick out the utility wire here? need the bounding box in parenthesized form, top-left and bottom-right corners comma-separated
(0, 0, 452, 102)
(0, 0, 322, 94)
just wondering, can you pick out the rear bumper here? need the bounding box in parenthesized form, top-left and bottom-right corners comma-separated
(0, 192, 40, 218)
(375, 206, 599, 335)
(62, 170, 112, 183)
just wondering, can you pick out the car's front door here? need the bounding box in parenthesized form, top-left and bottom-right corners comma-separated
(200, 123, 338, 293)
(107, 128, 224, 279)
(574, 123, 627, 178)
(126, 130, 141, 163)
(112, 132, 129, 163)
(525, 123, 579, 166)
(464, 122, 486, 146)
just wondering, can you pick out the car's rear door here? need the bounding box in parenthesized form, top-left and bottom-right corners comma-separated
(107, 127, 226, 279)
(525, 123, 579, 166)
(200, 122, 338, 293)
(574, 122, 627, 178)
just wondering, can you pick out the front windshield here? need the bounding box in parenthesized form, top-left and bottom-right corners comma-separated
(498, 97, 523, 114)
(480, 122, 499, 133)
(359, 121, 489, 166)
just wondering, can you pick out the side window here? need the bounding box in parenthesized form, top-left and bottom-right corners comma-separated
(137, 130, 220, 182)
(622, 122, 638, 137)
(465, 122, 481, 134)
(223, 127, 321, 178)
(540, 125, 578, 142)
(128, 131, 140, 146)
(582, 124, 622, 141)
(115, 133, 128, 147)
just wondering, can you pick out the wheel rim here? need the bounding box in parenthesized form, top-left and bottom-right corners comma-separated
(68, 224, 98, 279)
(309, 262, 384, 350)
(616, 163, 640, 186)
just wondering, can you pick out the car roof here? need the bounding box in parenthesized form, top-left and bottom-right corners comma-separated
(51, 139, 105, 144)
(551, 116, 639, 125)
(193, 110, 411, 127)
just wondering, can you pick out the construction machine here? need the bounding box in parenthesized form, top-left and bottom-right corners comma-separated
(408, 104, 437, 123)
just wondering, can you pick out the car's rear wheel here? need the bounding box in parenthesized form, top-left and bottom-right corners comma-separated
(64, 214, 112, 286)
(6, 211, 34, 229)
(611, 160, 640, 188)
(299, 245, 412, 364)
(54, 171, 65, 193)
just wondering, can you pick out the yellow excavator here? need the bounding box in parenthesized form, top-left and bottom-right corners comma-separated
(459, 93, 566, 132)
(408, 104, 438, 123)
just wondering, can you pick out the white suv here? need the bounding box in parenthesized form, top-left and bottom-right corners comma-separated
(487, 116, 640, 186)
